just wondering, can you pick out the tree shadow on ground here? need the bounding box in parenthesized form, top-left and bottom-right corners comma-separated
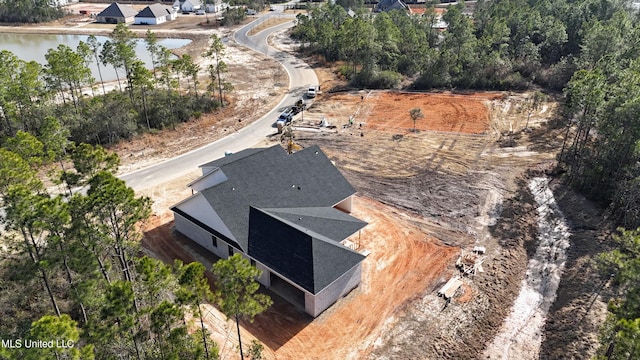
(142, 221, 312, 351)
(538, 180, 616, 359)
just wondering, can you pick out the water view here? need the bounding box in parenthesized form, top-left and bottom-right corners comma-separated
(0, 33, 191, 82)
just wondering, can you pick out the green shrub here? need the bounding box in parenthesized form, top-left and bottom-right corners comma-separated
(352, 70, 402, 89)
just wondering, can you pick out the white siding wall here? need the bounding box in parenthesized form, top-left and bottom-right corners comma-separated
(181, 0, 200, 11)
(134, 17, 164, 25)
(174, 213, 271, 286)
(191, 168, 227, 193)
(236, 253, 271, 287)
(174, 213, 227, 259)
(305, 263, 362, 317)
(255, 264, 271, 287)
(176, 194, 236, 241)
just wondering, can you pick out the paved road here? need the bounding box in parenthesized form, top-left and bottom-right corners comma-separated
(120, 17, 318, 191)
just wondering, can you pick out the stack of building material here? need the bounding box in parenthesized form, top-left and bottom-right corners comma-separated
(438, 276, 463, 299)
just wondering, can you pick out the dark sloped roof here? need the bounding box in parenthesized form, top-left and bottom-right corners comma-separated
(177, 145, 366, 295)
(248, 207, 365, 294)
(136, 3, 171, 18)
(375, 0, 408, 12)
(263, 207, 367, 243)
(198, 145, 356, 251)
(199, 148, 266, 170)
(98, 2, 138, 18)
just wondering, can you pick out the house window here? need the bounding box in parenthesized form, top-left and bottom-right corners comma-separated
(228, 245, 233, 256)
(211, 235, 218, 248)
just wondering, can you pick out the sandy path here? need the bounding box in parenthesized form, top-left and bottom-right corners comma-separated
(484, 177, 571, 359)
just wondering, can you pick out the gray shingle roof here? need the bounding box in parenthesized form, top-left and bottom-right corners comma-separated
(98, 2, 138, 18)
(198, 145, 357, 251)
(178, 145, 366, 294)
(200, 148, 266, 170)
(248, 207, 365, 294)
(375, 0, 408, 12)
(263, 207, 367, 243)
(136, 3, 171, 18)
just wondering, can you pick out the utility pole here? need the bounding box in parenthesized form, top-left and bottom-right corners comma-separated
(235, 301, 244, 360)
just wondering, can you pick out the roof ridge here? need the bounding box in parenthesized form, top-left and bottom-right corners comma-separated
(262, 206, 367, 224)
(256, 207, 362, 253)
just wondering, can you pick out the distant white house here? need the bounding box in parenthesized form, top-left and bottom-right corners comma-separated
(49, 0, 79, 7)
(205, 3, 216, 12)
(134, 3, 177, 25)
(173, 0, 202, 12)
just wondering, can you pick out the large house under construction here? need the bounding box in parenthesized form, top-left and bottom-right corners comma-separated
(171, 145, 368, 317)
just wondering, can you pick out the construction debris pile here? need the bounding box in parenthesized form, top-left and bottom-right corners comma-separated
(437, 247, 487, 303)
(456, 247, 486, 276)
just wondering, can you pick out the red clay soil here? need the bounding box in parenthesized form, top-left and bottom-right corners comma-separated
(366, 92, 503, 134)
(142, 196, 459, 360)
(244, 197, 459, 360)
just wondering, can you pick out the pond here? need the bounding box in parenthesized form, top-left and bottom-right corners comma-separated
(0, 33, 191, 82)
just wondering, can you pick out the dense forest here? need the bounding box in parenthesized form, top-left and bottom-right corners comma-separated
(0, 0, 66, 23)
(0, 25, 228, 146)
(292, 0, 640, 355)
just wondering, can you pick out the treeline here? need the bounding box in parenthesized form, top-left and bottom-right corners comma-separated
(0, 0, 66, 23)
(0, 130, 271, 359)
(293, 0, 640, 226)
(292, 0, 631, 90)
(597, 228, 640, 358)
(559, 10, 640, 229)
(292, 1, 562, 89)
(0, 25, 231, 146)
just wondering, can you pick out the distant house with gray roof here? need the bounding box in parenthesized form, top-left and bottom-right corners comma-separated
(134, 3, 177, 25)
(96, 2, 138, 23)
(171, 145, 368, 317)
(173, 0, 202, 12)
(374, 0, 409, 12)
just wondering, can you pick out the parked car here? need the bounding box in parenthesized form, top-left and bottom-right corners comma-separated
(245, 8, 257, 15)
(195, 9, 206, 15)
(307, 87, 317, 98)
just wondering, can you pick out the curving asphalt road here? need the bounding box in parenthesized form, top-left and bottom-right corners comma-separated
(120, 15, 318, 191)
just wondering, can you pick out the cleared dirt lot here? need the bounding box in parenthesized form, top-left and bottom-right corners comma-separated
(139, 83, 605, 359)
(365, 92, 503, 134)
(117, 61, 608, 359)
